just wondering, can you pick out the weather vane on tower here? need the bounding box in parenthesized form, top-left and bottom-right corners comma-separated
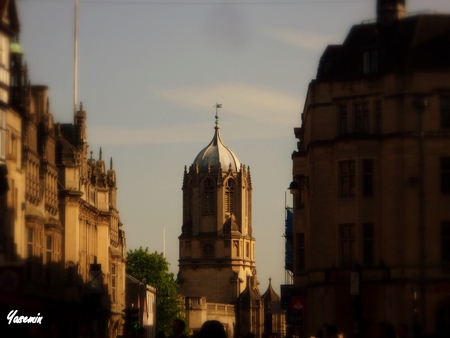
(215, 103, 222, 127)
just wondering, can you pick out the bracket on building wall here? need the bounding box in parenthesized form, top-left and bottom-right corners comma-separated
(288, 174, 309, 194)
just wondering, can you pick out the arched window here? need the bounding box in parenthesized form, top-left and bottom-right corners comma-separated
(225, 179, 235, 214)
(203, 178, 215, 215)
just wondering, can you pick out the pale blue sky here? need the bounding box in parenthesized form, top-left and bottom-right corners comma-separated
(16, 0, 450, 293)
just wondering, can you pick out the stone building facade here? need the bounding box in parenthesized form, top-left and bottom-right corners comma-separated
(0, 0, 20, 263)
(0, 1, 127, 337)
(290, 0, 450, 337)
(178, 116, 265, 337)
(56, 106, 127, 337)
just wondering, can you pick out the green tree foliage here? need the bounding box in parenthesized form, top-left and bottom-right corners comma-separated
(126, 247, 184, 335)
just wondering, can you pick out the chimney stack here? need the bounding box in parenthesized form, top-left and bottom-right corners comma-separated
(377, 0, 406, 25)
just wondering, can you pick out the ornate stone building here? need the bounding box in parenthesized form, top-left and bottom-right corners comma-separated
(56, 105, 127, 337)
(178, 113, 267, 337)
(290, 0, 450, 337)
(0, 0, 20, 262)
(1, 2, 127, 337)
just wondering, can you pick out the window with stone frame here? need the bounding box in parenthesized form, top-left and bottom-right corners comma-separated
(338, 104, 348, 135)
(111, 263, 116, 303)
(363, 223, 374, 265)
(375, 99, 382, 133)
(339, 160, 356, 197)
(224, 179, 235, 214)
(233, 240, 240, 257)
(202, 242, 215, 257)
(363, 50, 379, 74)
(362, 160, 374, 197)
(440, 96, 450, 128)
(354, 102, 369, 134)
(203, 178, 215, 215)
(340, 224, 356, 267)
(45, 235, 52, 283)
(441, 157, 450, 194)
(442, 222, 450, 262)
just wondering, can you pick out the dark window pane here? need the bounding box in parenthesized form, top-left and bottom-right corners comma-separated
(441, 158, 450, 193)
(339, 105, 347, 134)
(339, 161, 356, 197)
(363, 223, 374, 264)
(363, 160, 374, 196)
(441, 97, 450, 128)
(442, 222, 450, 262)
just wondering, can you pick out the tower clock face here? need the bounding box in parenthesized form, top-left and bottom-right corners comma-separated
(202, 243, 214, 256)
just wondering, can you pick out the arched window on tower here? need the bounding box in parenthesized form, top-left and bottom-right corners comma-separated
(203, 178, 215, 215)
(225, 179, 235, 214)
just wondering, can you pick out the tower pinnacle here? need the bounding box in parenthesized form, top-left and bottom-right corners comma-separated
(215, 103, 222, 128)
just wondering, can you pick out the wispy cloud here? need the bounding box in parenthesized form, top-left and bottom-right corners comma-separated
(266, 29, 341, 52)
(89, 122, 212, 146)
(153, 82, 302, 124)
(89, 83, 302, 145)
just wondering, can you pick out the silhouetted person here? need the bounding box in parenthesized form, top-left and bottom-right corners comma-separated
(157, 330, 167, 338)
(199, 320, 227, 338)
(171, 319, 189, 338)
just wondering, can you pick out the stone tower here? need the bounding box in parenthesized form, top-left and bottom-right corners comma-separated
(178, 112, 257, 305)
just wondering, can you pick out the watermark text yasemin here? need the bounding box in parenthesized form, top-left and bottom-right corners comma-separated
(7, 310, 43, 324)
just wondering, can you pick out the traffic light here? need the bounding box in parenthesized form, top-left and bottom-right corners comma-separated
(123, 307, 140, 332)
(131, 308, 139, 330)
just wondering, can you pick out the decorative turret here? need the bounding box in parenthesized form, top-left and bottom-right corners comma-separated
(107, 157, 117, 208)
(192, 110, 241, 173)
(96, 147, 105, 174)
(75, 102, 86, 145)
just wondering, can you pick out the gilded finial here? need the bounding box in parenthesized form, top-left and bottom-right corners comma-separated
(99, 147, 102, 160)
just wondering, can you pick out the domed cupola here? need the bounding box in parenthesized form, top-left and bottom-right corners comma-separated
(179, 105, 258, 309)
(192, 109, 240, 173)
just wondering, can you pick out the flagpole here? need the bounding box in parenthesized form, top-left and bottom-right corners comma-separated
(163, 225, 165, 258)
(74, 0, 78, 122)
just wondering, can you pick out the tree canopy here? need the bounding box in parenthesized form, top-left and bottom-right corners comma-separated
(126, 247, 184, 335)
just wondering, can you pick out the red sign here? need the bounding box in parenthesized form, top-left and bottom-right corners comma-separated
(290, 297, 306, 312)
